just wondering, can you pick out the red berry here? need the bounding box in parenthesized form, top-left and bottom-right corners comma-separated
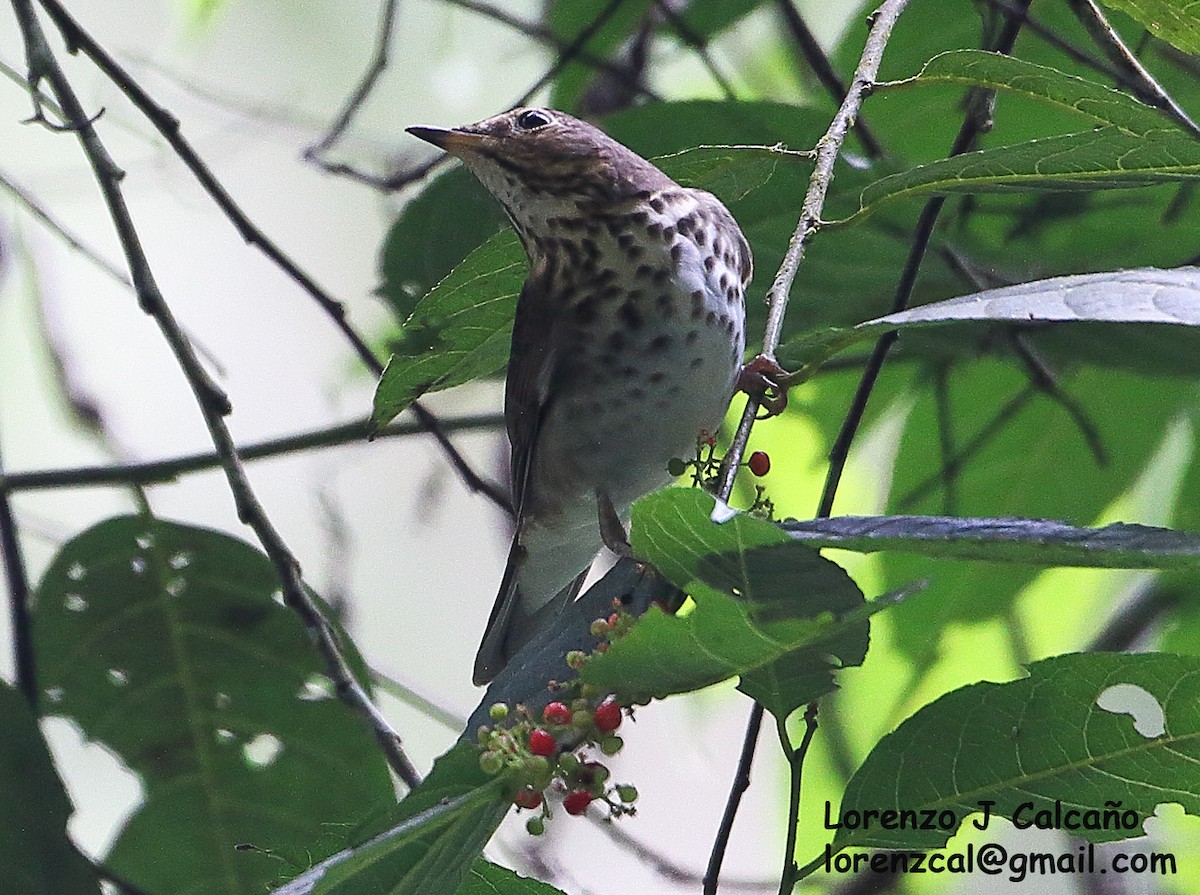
(528, 728, 556, 756)
(513, 788, 543, 810)
(748, 451, 771, 476)
(542, 702, 571, 725)
(563, 790, 593, 816)
(607, 612, 619, 627)
(593, 698, 622, 733)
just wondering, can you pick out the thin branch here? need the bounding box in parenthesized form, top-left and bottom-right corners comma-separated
(716, 0, 909, 500)
(0, 444, 37, 710)
(305, 0, 398, 164)
(979, 0, 1126, 85)
(816, 0, 1034, 519)
(513, 0, 629, 108)
(0, 164, 129, 287)
(653, 0, 737, 100)
(775, 0, 885, 160)
(776, 705, 819, 895)
(931, 365, 958, 515)
(31, 0, 510, 515)
(10, 0, 421, 787)
(896, 385, 1035, 510)
(704, 702, 766, 895)
(706, 7, 911, 891)
(1066, 0, 1200, 139)
(4, 412, 504, 491)
(438, 0, 662, 103)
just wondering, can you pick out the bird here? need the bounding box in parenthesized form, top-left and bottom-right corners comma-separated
(407, 108, 751, 685)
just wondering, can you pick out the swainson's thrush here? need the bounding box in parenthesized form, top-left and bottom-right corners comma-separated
(407, 108, 750, 684)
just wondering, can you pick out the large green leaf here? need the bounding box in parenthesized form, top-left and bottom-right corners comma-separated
(782, 514, 1200, 568)
(377, 166, 506, 319)
(883, 49, 1175, 135)
(457, 862, 566, 894)
(271, 744, 507, 895)
(0, 683, 100, 895)
(844, 126, 1200, 222)
(33, 515, 394, 895)
(372, 230, 524, 428)
(581, 489, 874, 721)
(832, 652, 1200, 852)
(1099, 0, 1200, 54)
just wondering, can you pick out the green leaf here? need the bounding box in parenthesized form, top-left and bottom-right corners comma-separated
(1099, 0, 1200, 54)
(271, 744, 508, 895)
(781, 267, 1200, 378)
(457, 862, 566, 894)
(0, 682, 100, 895)
(833, 652, 1200, 852)
(372, 230, 524, 427)
(377, 166, 507, 319)
(846, 127, 1200, 222)
(782, 514, 1200, 568)
(884, 49, 1174, 135)
(33, 515, 394, 895)
(582, 489, 874, 721)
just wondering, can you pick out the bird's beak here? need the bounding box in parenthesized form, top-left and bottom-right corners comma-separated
(406, 125, 485, 154)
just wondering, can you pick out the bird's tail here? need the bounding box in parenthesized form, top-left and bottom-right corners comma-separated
(473, 536, 585, 686)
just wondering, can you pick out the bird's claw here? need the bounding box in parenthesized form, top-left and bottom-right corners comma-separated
(737, 354, 792, 418)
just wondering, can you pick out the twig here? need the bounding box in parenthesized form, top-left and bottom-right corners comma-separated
(931, 366, 958, 515)
(776, 705, 819, 895)
(1066, 0, 1200, 139)
(0, 443, 37, 710)
(896, 385, 1035, 509)
(0, 164, 129, 287)
(978, 0, 1126, 86)
(440, 0, 662, 104)
(11, 0, 421, 787)
(704, 702, 765, 895)
(716, 0, 909, 501)
(4, 412, 503, 491)
(653, 0, 737, 100)
(706, 6, 912, 891)
(816, 0, 1034, 519)
(594, 818, 775, 892)
(305, 0, 398, 166)
(31, 0, 510, 515)
(513, 0, 629, 108)
(775, 0, 885, 160)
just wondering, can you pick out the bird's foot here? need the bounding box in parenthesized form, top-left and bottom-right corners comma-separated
(596, 489, 633, 558)
(738, 354, 793, 418)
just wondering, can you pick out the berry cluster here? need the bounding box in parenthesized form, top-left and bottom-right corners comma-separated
(668, 433, 775, 519)
(478, 695, 637, 835)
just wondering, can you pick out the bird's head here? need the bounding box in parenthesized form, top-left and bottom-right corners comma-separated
(407, 108, 673, 238)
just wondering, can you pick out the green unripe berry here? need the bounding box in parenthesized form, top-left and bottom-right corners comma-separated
(478, 751, 504, 776)
(599, 735, 624, 756)
(616, 784, 639, 803)
(526, 816, 545, 836)
(488, 702, 509, 720)
(667, 457, 688, 477)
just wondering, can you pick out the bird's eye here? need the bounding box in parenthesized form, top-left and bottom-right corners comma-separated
(516, 109, 552, 130)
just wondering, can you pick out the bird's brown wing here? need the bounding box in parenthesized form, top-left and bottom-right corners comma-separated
(505, 268, 558, 518)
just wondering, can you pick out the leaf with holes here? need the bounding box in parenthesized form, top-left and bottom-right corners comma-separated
(32, 515, 394, 895)
(832, 652, 1200, 853)
(270, 743, 508, 895)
